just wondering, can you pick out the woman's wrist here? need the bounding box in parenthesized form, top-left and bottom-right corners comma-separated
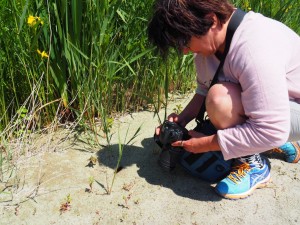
(177, 114, 191, 127)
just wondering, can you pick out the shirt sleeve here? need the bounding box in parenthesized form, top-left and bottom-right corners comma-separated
(218, 28, 291, 160)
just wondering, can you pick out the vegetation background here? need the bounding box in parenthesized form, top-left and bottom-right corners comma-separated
(1, 0, 299, 132)
(0, 0, 299, 189)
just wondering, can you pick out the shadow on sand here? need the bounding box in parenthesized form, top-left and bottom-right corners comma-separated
(97, 137, 223, 202)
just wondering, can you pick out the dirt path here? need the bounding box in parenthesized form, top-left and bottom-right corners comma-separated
(1, 94, 300, 225)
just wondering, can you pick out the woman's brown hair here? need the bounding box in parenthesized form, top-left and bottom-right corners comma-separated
(147, 0, 234, 57)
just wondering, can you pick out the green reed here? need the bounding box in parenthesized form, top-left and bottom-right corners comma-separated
(0, 0, 299, 134)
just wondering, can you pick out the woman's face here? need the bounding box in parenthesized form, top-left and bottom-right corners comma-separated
(182, 14, 226, 56)
(182, 34, 218, 56)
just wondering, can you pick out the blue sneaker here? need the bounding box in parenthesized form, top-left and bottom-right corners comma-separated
(272, 142, 300, 163)
(215, 159, 270, 199)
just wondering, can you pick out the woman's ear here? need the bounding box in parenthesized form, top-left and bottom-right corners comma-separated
(207, 13, 222, 32)
(210, 13, 219, 29)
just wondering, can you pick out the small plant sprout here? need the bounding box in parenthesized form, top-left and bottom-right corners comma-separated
(87, 155, 97, 168)
(173, 104, 183, 114)
(59, 194, 72, 214)
(87, 176, 95, 193)
(134, 198, 140, 205)
(121, 193, 131, 209)
(107, 124, 142, 194)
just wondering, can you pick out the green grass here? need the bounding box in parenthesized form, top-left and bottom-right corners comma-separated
(0, 0, 299, 163)
(233, 0, 300, 33)
(0, 0, 195, 133)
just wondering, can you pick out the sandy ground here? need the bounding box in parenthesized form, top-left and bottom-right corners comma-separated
(0, 94, 300, 225)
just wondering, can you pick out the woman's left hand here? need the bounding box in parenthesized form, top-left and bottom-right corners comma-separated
(171, 130, 212, 153)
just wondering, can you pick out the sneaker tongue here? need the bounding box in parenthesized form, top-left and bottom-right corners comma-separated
(239, 154, 264, 169)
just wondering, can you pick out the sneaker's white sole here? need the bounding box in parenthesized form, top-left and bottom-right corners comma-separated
(216, 173, 271, 200)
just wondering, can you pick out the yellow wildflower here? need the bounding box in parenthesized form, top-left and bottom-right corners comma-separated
(27, 15, 44, 27)
(243, 1, 252, 11)
(27, 15, 36, 26)
(37, 49, 49, 59)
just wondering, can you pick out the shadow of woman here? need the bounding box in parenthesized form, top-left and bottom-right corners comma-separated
(97, 136, 223, 202)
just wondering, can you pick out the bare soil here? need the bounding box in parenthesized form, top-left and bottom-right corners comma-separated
(1, 94, 300, 225)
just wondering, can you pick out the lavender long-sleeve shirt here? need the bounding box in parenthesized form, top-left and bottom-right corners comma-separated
(194, 11, 300, 160)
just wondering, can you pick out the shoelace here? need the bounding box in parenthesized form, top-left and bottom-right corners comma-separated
(228, 163, 251, 184)
(272, 147, 283, 154)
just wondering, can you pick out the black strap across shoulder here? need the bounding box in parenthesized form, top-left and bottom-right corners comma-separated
(196, 8, 246, 124)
